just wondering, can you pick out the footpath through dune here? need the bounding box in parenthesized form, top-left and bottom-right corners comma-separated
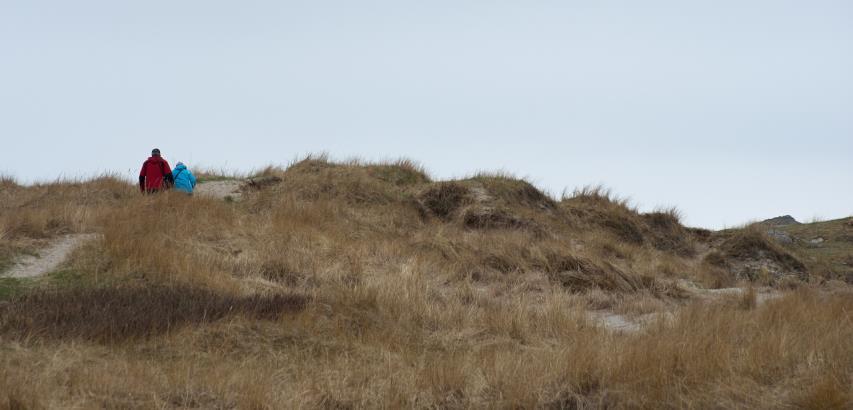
(588, 286, 784, 333)
(195, 176, 281, 200)
(1, 234, 98, 279)
(195, 180, 244, 200)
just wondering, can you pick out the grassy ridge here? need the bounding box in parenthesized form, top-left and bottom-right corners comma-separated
(0, 157, 850, 408)
(775, 217, 853, 282)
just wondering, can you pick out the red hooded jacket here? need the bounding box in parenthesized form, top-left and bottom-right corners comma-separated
(139, 156, 174, 192)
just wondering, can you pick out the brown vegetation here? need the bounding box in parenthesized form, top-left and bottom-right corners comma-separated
(706, 227, 807, 283)
(0, 286, 306, 343)
(0, 158, 850, 408)
(561, 187, 699, 257)
(771, 216, 853, 283)
(418, 181, 471, 219)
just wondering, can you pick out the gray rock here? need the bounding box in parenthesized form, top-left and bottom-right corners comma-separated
(761, 215, 800, 226)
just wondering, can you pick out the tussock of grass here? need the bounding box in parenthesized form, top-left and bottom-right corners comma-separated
(563, 187, 699, 257)
(418, 182, 471, 219)
(276, 157, 426, 205)
(642, 208, 697, 256)
(462, 206, 531, 230)
(0, 174, 19, 190)
(708, 227, 807, 284)
(719, 228, 804, 268)
(564, 184, 632, 208)
(563, 186, 645, 242)
(547, 254, 640, 292)
(366, 159, 431, 186)
(471, 172, 555, 209)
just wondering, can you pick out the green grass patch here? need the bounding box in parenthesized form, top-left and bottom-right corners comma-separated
(1, 268, 102, 301)
(46, 269, 91, 288)
(0, 277, 32, 300)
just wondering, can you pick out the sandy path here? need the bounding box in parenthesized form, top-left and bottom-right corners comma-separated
(586, 311, 646, 333)
(1, 234, 98, 279)
(586, 310, 677, 334)
(588, 287, 784, 333)
(195, 180, 244, 200)
(701, 287, 784, 304)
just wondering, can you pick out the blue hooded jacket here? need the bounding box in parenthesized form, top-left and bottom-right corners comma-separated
(172, 163, 197, 193)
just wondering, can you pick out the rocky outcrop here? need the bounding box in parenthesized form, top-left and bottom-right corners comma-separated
(761, 215, 800, 226)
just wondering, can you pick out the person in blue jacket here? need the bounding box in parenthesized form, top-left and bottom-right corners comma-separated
(171, 162, 197, 194)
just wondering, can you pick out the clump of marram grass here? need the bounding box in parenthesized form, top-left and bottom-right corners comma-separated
(563, 189, 698, 256)
(471, 172, 556, 209)
(545, 253, 641, 292)
(417, 174, 555, 232)
(418, 181, 471, 219)
(0, 174, 19, 190)
(642, 208, 697, 256)
(718, 227, 804, 268)
(707, 227, 807, 283)
(278, 156, 428, 205)
(563, 184, 631, 207)
(366, 159, 431, 186)
(562, 186, 646, 244)
(461, 206, 529, 230)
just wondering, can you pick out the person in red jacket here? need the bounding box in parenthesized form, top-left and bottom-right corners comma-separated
(139, 148, 174, 193)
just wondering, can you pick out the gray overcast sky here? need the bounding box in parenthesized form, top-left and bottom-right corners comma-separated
(2, 0, 851, 228)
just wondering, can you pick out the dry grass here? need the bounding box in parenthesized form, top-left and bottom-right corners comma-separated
(0, 174, 132, 240)
(0, 285, 307, 343)
(706, 227, 808, 285)
(0, 174, 134, 273)
(772, 216, 853, 283)
(717, 227, 805, 270)
(419, 181, 471, 219)
(2, 286, 850, 408)
(1, 159, 850, 409)
(562, 186, 699, 257)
